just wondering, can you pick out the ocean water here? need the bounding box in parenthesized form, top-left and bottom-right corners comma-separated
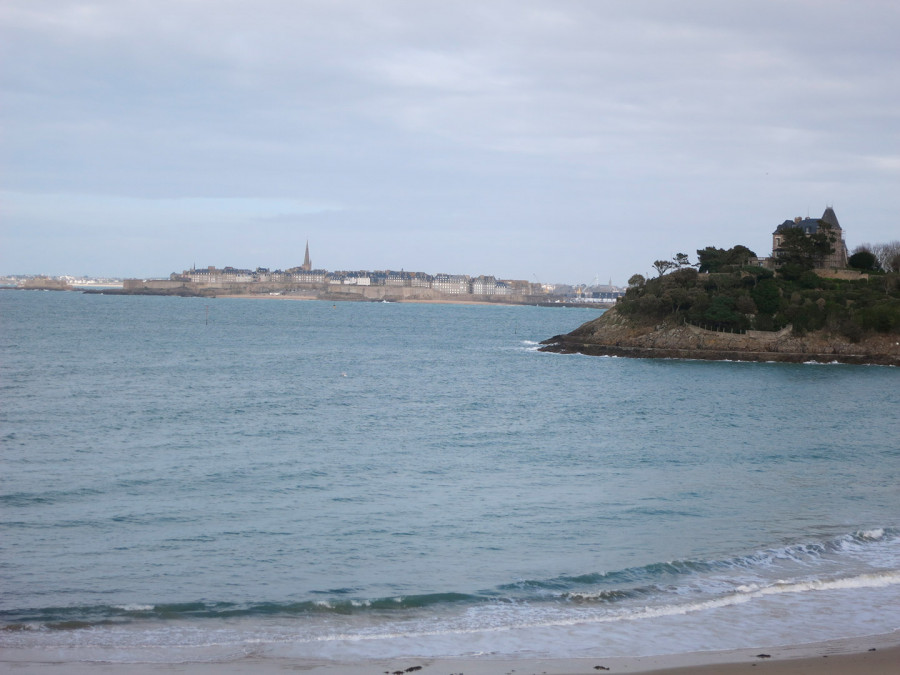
(1, 290, 898, 665)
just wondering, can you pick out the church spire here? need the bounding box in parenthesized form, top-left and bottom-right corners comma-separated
(302, 240, 311, 271)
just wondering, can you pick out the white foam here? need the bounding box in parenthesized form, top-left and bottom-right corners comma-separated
(7, 569, 900, 664)
(479, 570, 900, 631)
(759, 571, 900, 594)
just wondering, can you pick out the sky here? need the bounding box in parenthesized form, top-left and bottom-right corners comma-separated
(2, 1, 899, 285)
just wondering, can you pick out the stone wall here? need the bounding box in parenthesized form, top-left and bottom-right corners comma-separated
(22, 278, 70, 290)
(813, 268, 869, 281)
(123, 279, 188, 290)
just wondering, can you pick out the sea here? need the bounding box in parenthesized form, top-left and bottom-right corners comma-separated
(1, 290, 898, 665)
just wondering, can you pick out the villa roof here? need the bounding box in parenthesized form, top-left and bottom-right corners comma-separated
(773, 207, 840, 235)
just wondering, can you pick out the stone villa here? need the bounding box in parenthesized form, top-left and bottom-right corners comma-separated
(771, 206, 849, 268)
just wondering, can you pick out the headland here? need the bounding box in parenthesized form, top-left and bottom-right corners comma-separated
(541, 236, 900, 366)
(540, 306, 900, 366)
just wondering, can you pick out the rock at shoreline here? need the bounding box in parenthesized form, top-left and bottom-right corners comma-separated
(540, 307, 900, 366)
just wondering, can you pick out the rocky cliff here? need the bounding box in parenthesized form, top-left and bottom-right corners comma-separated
(540, 307, 900, 366)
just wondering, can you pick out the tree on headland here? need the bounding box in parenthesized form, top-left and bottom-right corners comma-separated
(750, 278, 782, 315)
(652, 259, 677, 277)
(618, 239, 900, 339)
(673, 252, 692, 268)
(848, 250, 879, 272)
(774, 225, 836, 270)
(652, 253, 697, 277)
(696, 245, 756, 273)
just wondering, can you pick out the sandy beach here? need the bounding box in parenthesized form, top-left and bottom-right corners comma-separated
(4, 632, 898, 675)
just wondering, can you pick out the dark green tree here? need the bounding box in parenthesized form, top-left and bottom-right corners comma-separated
(704, 295, 741, 327)
(751, 278, 782, 315)
(696, 245, 757, 273)
(848, 250, 879, 271)
(774, 225, 836, 270)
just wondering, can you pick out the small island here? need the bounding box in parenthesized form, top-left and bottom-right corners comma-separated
(541, 209, 900, 366)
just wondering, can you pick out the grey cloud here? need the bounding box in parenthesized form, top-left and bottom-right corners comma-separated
(1, 1, 898, 281)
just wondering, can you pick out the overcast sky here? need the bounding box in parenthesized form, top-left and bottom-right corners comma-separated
(2, 1, 898, 284)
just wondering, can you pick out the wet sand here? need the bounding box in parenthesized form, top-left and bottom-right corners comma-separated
(5, 632, 898, 675)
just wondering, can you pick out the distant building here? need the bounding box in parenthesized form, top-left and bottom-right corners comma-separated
(409, 272, 433, 288)
(169, 254, 554, 298)
(291, 269, 326, 283)
(433, 274, 470, 295)
(343, 272, 372, 286)
(504, 279, 536, 296)
(471, 275, 497, 295)
(385, 271, 408, 286)
(186, 266, 217, 283)
(220, 266, 254, 282)
(587, 284, 625, 301)
(772, 206, 849, 268)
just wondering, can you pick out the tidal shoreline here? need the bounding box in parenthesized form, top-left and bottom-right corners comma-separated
(4, 632, 899, 675)
(540, 307, 900, 366)
(539, 340, 900, 366)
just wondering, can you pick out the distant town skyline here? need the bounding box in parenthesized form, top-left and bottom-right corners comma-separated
(2, 2, 899, 284)
(176, 252, 624, 291)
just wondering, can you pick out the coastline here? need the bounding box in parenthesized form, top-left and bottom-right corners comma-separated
(540, 307, 900, 366)
(215, 293, 606, 308)
(217, 293, 504, 306)
(4, 632, 899, 674)
(4, 285, 611, 309)
(539, 341, 900, 366)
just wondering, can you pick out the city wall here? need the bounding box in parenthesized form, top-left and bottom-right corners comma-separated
(119, 278, 552, 304)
